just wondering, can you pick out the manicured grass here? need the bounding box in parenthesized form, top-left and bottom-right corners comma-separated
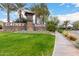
(0, 32, 55, 56)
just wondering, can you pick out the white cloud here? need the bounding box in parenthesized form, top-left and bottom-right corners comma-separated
(57, 12, 79, 24)
(74, 4, 79, 7)
(71, 3, 79, 7)
(59, 3, 79, 8)
(59, 3, 70, 8)
(59, 3, 65, 6)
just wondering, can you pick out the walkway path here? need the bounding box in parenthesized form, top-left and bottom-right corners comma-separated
(53, 32, 79, 56)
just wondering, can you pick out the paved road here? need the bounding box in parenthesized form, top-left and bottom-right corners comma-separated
(53, 32, 79, 56)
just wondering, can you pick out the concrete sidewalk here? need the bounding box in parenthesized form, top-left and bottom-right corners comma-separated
(53, 32, 79, 56)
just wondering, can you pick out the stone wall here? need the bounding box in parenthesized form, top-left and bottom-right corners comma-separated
(3, 22, 46, 32)
(34, 24, 46, 31)
(3, 22, 26, 32)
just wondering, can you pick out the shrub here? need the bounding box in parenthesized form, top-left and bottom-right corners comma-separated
(46, 21, 56, 32)
(62, 31, 68, 37)
(62, 31, 77, 41)
(58, 29, 64, 33)
(46, 17, 59, 32)
(68, 34, 77, 41)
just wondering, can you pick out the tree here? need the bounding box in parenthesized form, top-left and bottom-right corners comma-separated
(73, 21, 79, 30)
(63, 20, 70, 30)
(0, 3, 16, 22)
(53, 17, 59, 26)
(30, 3, 49, 24)
(40, 3, 49, 24)
(15, 3, 27, 23)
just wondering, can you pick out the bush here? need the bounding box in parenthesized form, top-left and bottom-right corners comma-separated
(67, 34, 77, 41)
(62, 31, 68, 37)
(62, 31, 77, 41)
(46, 21, 57, 32)
(58, 29, 64, 33)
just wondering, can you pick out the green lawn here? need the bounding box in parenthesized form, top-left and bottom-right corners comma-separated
(0, 32, 55, 56)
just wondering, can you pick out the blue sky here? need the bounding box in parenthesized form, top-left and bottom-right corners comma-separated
(1, 3, 79, 21)
(48, 3, 79, 15)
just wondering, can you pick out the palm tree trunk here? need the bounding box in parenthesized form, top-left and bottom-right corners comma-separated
(7, 4, 10, 22)
(19, 9, 22, 23)
(42, 16, 44, 24)
(35, 15, 37, 24)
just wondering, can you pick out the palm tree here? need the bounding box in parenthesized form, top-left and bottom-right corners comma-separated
(40, 3, 49, 24)
(30, 3, 49, 24)
(15, 3, 27, 22)
(0, 3, 16, 22)
(30, 4, 41, 24)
